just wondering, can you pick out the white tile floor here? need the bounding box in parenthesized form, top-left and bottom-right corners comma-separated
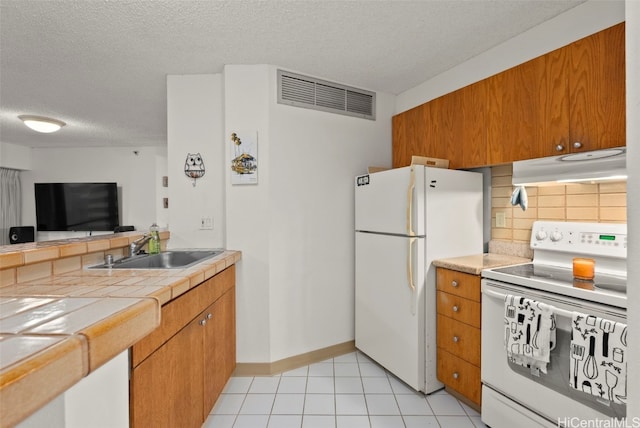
(204, 351, 487, 428)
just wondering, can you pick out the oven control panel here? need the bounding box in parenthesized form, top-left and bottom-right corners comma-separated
(530, 221, 627, 258)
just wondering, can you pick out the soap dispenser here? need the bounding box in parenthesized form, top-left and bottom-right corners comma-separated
(148, 223, 160, 254)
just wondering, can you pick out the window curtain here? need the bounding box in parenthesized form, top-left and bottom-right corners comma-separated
(0, 168, 21, 245)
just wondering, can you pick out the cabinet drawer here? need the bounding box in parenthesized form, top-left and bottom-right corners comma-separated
(436, 268, 480, 301)
(437, 349, 481, 406)
(437, 291, 480, 327)
(436, 314, 480, 366)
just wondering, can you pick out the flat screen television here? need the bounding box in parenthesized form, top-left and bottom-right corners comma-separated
(35, 182, 120, 232)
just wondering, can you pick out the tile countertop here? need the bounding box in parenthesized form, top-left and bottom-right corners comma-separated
(433, 253, 531, 276)
(0, 245, 241, 427)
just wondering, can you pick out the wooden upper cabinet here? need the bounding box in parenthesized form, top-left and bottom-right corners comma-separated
(392, 103, 429, 168)
(487, 49, 569, 164)
(392, 23, 625, 168)
(392, 83, 486, 169)
(459, 81, 487, 168)
(568, 22, 625, 152)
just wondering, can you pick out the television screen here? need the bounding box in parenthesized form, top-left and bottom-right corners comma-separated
(35, 183, 120, 232)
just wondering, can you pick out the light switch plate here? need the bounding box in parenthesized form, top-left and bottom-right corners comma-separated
(496, 212, 506, 228)
(200, 217, 213, 230)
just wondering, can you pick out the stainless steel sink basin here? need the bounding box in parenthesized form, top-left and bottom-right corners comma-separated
(90, 250, 224, 269)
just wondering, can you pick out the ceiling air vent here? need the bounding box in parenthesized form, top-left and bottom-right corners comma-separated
(278, 70, 375, 120)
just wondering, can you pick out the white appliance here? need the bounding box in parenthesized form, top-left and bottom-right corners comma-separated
(354, 165, 483, 393)
(481, 221, 627, 427)
(512, 147, 626, 186)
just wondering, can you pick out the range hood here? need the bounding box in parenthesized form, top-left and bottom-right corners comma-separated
(512, 147, 627, 186)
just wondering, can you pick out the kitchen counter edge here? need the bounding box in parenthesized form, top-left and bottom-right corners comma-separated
(0, 238, 241, 427)
(433, 253, 531, 276)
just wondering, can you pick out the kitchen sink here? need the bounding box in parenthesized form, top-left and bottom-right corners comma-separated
(90, 250, 224, 269)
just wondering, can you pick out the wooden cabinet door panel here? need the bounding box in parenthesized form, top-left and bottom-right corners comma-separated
(131, 317, 204, 428)
(569, 22, 625, 151)
(392, 104, 430, 168)
(459, 82, 487, 168)
(537, 47, 570, 157)
(203, 288, 236, 418)
(487, 52, 569, 163)
(437, 292, 481, 327)
(487, 65, 534, 163)
(437, 314, 480, 366)
(437, 349, 481, 406)
(436, 268, 481, 302)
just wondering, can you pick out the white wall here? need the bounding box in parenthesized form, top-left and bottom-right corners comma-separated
(224, 65, 272, 362)
(625, 0, 639, 416)
(166, 74, 225, 249)
(20, 146, 165, 240)
(268, 68, 394, 361)
(396, 0, 625, 113)
(224, 65, 393, 362)
(0, 142, 32, 170)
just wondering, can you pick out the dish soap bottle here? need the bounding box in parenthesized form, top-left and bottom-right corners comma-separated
(148, 223, 160, 254)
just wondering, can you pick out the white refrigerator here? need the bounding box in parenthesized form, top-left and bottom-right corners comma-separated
(355, 165, 483, 393)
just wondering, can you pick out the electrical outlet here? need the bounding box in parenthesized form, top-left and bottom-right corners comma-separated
(200, 217, 213, 230)
(496, 212, 506, 228)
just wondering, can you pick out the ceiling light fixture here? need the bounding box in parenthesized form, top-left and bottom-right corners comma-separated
(18, 115, 66, 133)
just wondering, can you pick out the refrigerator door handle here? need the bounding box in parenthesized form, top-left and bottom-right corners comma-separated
(406, 166, 416, 236)
(408, 237, 417, 315)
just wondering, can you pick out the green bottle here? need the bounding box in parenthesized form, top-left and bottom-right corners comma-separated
(148, 223, 160, 254)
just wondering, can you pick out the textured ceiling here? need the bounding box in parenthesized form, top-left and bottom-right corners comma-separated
(0, 0, 585, 149)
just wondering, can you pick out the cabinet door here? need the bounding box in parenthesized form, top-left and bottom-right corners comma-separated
(487, 52, 568, 163)
(203, 288, 236, 418)
(131, 317, 204, 428)
(569, 22, 625, 152)
(458, 82, 487, 168)
(392, 104, 429, 168)
(537, 47, 571, 157)
(437, 349, 481, 406)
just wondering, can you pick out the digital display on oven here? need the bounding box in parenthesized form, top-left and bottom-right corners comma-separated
(599, 234, 616, 241)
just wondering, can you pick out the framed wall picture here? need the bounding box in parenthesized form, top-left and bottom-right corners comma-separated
(230, 131, 258, 185)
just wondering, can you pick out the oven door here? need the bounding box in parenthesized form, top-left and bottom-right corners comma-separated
(481, 279, 626, 427)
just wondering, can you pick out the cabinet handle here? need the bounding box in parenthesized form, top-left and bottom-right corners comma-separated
(451, 280, 458, 288)
(206, 313, 213, 320)
(573, 141, 583, 149)
(199, 319, 207, 326)
(453, 336, 459, 343)
(556, 144, 564, 152)
(452, 305, 459, 312)
(453, 372, 459, 380)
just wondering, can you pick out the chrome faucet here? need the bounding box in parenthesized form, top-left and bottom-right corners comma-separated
(129, 234, 152, 256)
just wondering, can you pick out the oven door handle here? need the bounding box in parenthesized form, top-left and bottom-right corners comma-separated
(483, 288, 574, 319)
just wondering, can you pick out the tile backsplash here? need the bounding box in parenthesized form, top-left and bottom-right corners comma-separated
(491, 164, 627, 243)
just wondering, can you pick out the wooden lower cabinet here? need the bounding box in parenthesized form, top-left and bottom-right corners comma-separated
(436, 267, 481, 407)
(203, 289, 236, 419)
(437, 349, 481, 405)
(130, 266, 236, 428)
(131, 315, 204, 428)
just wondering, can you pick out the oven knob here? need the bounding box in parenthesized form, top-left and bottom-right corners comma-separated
(535, 230, 548, 241)
(550, 231, 563, 242)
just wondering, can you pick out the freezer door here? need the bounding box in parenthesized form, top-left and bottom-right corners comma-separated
(355, 232, 425, 391)
(424, 167, 483, 259)
(355, 166, 425, 236)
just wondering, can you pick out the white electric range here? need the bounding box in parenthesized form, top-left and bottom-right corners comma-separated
(481, 221, 627, 427)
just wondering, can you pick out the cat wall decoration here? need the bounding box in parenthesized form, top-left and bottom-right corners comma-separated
(185, 153, 205, 186)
